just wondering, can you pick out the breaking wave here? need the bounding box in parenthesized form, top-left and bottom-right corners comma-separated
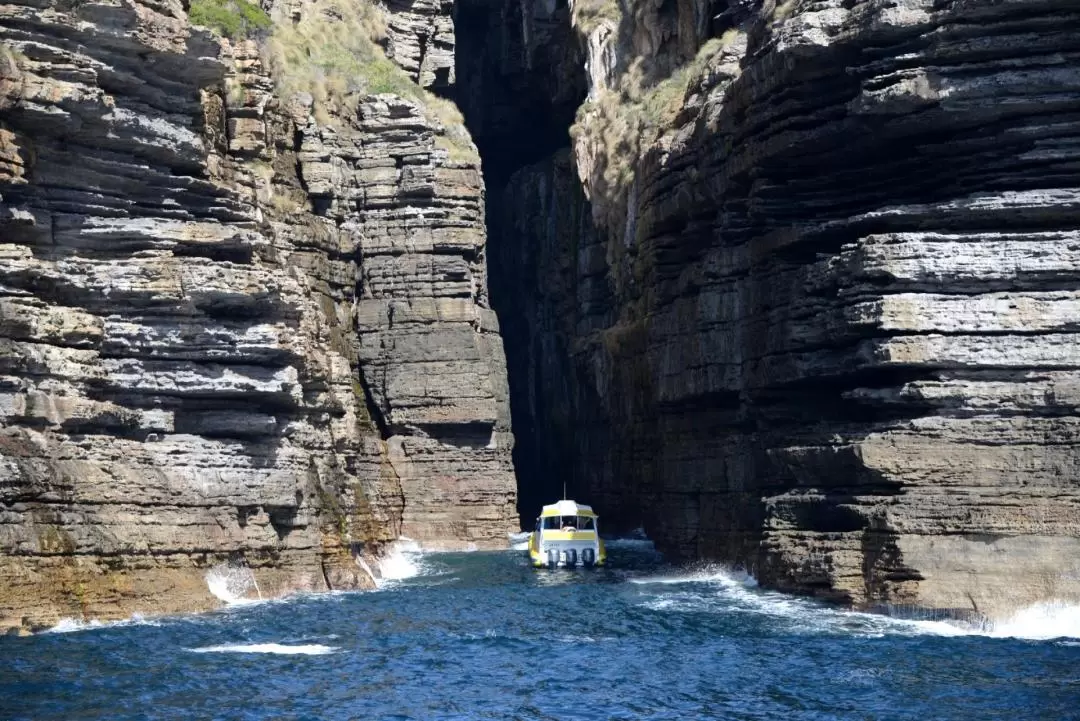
(186, 643, 338, 655)
(205, 564, 262, 606)
(508, 531, 531, 551)
(46, 614, 161, 634)
(979, 601, 1080, 640)
(631, 565, 1080, 640)
(375, 539, 434, 586)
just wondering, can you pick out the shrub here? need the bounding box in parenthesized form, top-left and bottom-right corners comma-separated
(189, 0, 271, 40)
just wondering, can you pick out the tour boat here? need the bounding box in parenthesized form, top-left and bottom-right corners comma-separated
(528, 499, 606, 568)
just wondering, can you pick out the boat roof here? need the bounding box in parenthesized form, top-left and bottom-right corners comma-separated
(539, 500, 598, 518)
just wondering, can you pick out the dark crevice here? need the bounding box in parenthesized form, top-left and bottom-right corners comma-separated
(355, 367, 391, 439)
(453, 0, 588, 525)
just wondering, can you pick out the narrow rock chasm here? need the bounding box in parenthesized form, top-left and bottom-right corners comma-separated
(452, 0, 594, 526)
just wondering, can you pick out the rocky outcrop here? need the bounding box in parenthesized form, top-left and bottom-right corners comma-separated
(295, 95, 516, 548)
(476, 0, 1080, 620)
(0, 0, 514, 631)
(385, 0, 457, 89)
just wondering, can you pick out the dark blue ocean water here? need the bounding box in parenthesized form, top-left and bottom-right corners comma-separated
(4, 542, 1079, 721)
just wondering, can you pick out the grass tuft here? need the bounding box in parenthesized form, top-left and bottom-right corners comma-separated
(188, 0, 272, 40)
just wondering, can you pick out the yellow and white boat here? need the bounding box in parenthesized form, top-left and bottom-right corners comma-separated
(528, 499, 606, 568)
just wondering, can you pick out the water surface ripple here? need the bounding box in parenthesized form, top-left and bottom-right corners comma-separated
(4, 544, 1079, 720)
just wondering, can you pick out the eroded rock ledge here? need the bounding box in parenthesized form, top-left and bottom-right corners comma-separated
(0, 0, 514, 630)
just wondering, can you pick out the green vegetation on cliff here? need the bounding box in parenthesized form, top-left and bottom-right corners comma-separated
(260, 0, 474, 158)
(188, 0, 271, 39)
(186, 0, 475, 159)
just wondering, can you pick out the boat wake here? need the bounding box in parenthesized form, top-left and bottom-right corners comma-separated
(631, 565, 1080, 641)
(186, 643, 338, 655)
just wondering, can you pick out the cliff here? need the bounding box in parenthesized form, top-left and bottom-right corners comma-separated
(0, 0, 515, 631)
(4, 0, 1079, 631)
(473, 0, 1080, 621)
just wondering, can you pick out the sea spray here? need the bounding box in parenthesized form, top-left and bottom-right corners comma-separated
(205, 563, 261, 606)
(630, 564, 1080, 640)
(354, 554, 378, 586)
(13, 543, 1080, 720)
(508, 531, 531, 551)
(375, 539, 425, 584)
(982, 600, 1080, 640)
(47, 614, 161, 634)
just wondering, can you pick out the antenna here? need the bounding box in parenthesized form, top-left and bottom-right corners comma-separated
(562, 480, 567, 500)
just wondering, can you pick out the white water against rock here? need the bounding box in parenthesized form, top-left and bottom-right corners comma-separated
(375, 539, 427, 585)
(980, 600, 1080, 640)
(205, 564, 262, 606)
(47, 614, 160, 634)
(10, 544, 1080, 721)
(508, 531, 531, 551)
(630, 564, 1080, 641)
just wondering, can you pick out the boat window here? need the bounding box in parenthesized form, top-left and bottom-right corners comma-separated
(540, 515, 596, 530)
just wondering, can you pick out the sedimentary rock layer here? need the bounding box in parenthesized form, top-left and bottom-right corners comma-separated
(484, 0, 1080, 619)
(0, 0, 514, 630)
(385, 0, 457, 89)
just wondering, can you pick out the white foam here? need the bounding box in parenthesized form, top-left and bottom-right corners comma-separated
(186, 643, 338, 655)
(509, 531, 531, 551)
(375, 538, 429, 586)
(981, 601, 1080, 640)
(630, 565, 754, 586)
(46, 614, 160, 634)
(354, 554, 378, 586)
(604, 528, 658, 550)
(205, 564, 261, 606)
(632, 565, 1080, 641)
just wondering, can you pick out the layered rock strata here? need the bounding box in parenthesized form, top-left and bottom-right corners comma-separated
(478, 0, 1080, 619)
(385, 0, 457, 89)
(0, 0, 514, 631)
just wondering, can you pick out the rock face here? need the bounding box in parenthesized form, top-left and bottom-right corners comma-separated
(472, 0, 1080, 620)
(0, 0, 514, 630)
(385, 0, 457, 89)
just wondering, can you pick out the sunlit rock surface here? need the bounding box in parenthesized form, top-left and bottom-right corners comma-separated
(0, 0, 514, 631)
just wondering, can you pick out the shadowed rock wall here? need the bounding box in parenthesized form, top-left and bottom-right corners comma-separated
(470, 0, 1080, 620)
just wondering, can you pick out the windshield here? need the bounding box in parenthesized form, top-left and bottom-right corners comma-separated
(541, 516, 595, 530)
